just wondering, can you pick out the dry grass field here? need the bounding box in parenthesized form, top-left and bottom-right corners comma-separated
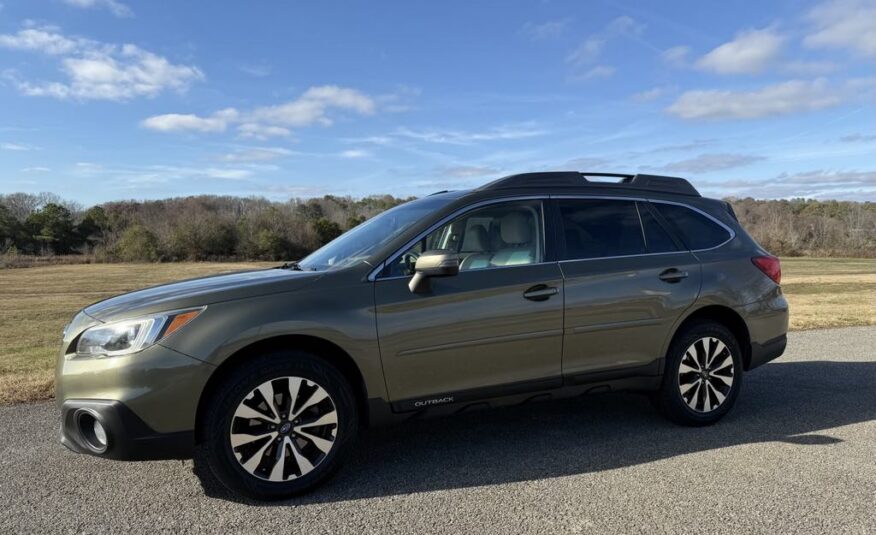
(0, 258, 873, 405)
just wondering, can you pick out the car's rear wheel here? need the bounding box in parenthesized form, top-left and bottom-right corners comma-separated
(656, 321, 742, 426)
(200, 350, 357, 500)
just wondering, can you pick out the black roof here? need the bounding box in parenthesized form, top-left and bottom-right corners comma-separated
(477, 172, 700, 197)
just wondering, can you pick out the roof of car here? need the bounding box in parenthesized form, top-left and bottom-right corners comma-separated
(475, 172, 701, 197)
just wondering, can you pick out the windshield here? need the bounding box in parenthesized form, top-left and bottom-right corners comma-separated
(297, 195, 457, 271)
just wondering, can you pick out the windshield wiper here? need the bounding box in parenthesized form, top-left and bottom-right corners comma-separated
(277, 261, 303, 271)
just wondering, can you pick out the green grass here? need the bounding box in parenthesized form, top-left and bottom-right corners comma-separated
(0, 257, 873, 405)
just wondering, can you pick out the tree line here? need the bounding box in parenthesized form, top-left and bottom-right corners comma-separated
(0, 192, 874, 266)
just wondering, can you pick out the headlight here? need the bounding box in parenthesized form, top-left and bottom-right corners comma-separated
(73, 308, 204, 358)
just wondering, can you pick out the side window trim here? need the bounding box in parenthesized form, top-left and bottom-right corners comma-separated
(371, 196, 550, 281)
(648, 199, 735, 252)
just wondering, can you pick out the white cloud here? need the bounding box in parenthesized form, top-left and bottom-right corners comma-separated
(656, 153, 766, 173)
(522, 19, 571, 41)
(700, 169, 876, 200)
(582, 65, 615, 79)
(566, 36, 605, 66)
(220, 147, 293, 162)
(392, 124, 546, 145)
(0, 26, 80, 54)
(142, 85, 376, 139)
(632, 87, 666, 102)
(696, 27, 785, 74)
(21, 166, 51, 173)
(141, 108, 237, 133)
(661, 46, 690, 67)
(339, 149, 371, 159)
(236, 123, 292, 140)
(1, 141, 37, 151)
(61, 0, 133, 18)
(439, 165, 499, 178)
(666, 79, 853, 120)
(566, 16, 643, 75)
(781, 60, 839, 76)
(804, 0, 876, 57)
(840, 133, 876, 142)
(0, 24, 202, 101)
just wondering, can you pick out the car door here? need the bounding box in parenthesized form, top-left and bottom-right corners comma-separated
(374, 198, 564, 410)
(554, 197, 701, 381)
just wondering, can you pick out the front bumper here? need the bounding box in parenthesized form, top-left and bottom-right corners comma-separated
(56, 340, 214, 460)
(60, 399, 193, 460)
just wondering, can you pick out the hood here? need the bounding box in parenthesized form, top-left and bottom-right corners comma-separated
(84, 268, 322, 322)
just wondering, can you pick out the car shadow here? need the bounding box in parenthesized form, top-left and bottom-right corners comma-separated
(192, 360, 876, 505)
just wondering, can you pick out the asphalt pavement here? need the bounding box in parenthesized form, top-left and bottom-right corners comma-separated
(1, 326, 874, 534)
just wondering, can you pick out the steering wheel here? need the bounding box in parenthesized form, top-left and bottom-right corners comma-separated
(399, 250, 420, 274)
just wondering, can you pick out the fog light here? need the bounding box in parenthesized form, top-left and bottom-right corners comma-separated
(75, 410, 109, 453)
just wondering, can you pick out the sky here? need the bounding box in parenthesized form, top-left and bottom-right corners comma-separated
(0, 0, 874, 206)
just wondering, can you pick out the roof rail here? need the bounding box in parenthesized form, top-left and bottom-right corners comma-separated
(477, 171, 700, 197)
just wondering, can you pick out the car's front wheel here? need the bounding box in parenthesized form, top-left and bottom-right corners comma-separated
(655, 321, 742, 426)
(199, 350, 357, 500)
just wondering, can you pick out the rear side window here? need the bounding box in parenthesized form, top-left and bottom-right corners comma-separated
(653, 203, 731, 250)
(558, 199, 645, 260)
(638, 203, 679, 253)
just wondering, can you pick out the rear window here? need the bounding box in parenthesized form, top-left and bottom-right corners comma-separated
(558, 199, 645, 259)
(653, 203, 731, 250)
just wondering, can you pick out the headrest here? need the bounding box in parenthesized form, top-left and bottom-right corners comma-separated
(463, 224, 489, 251)
(500, 212, 531, 244)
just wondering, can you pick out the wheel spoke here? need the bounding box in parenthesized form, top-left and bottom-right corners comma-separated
(269, 440, 287, 481)
(256, 381, 278, 419)
(702, 382, 712, 412)
(682, 349, 700, 371)
(234, 403, 280, 424)
(706, 339, 726, 368)
(287, 436, 314, 476)
(680, 379, 699, 396)
(686, 381, 702, 410)
(293, 386, 329, 418)
(298, 409, 338, 428)
(297, 429, 334, 454)
(231, 429, 276, 448)
(709, 372, 733, 387)
(241, 436, 274, 472)
(707, 381, 726, 405)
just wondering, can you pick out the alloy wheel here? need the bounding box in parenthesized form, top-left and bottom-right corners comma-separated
(229, 376, 338, 482)
(677, 337, 735, 413)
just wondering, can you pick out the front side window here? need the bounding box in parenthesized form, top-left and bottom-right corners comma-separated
(558, 199, 645, 260)
(653, 202, 732, 250)
(298, 194, 456, 271)
(386, 200, 544, 277)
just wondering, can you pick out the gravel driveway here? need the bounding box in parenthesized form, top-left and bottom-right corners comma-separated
(1, 327, 874, 534)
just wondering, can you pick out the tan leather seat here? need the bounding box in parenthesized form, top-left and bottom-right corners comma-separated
(460, 224, 491, 271)
(490, 212, 535, 266)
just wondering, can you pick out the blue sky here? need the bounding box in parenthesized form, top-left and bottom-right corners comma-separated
(0, 0, 874, 205)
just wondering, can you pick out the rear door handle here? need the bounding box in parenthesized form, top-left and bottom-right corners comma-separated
(659, 268, 689, 283)
(523, 285, 559, 301)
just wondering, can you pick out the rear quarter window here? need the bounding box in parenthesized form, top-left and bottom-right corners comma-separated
(653, 203, 732, 250)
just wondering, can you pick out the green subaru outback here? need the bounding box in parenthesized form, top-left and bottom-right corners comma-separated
(57, 172, 788, 500)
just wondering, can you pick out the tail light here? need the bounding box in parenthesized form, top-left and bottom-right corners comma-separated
(752, 255, 781, 284)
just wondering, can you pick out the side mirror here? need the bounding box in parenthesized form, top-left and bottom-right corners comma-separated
(408, 250, 460, 293)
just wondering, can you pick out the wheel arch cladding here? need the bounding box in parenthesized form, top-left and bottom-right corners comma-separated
(194, 334, 369, 442)
(671, 305, 752, 370)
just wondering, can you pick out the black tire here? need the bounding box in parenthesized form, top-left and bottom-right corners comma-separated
(199, 350, 358, 500)
(655, 320, 743, 426)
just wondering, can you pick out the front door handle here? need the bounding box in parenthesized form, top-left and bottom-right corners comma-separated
(659, 268, 689, 283)
(523, 285, 559, 301)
